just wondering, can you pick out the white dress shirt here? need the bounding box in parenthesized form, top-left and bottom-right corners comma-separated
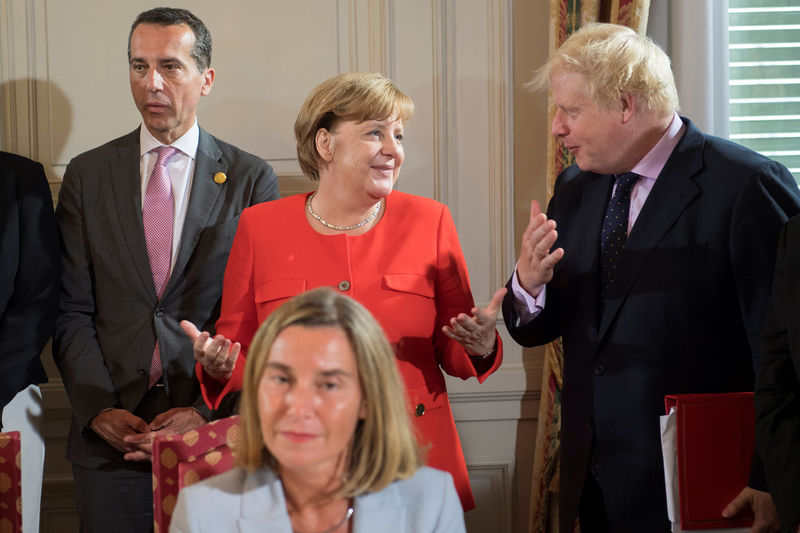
(139, 120, 199, 270)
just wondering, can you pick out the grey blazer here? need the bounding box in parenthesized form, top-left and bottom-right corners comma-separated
(54, 127, 279, 468)
(169, 466, 466, 533)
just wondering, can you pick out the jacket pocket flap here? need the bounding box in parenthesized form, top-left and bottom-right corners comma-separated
(255, 279, 307, 303)
(382, 274, 435, 298)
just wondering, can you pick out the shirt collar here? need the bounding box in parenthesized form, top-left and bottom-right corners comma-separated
(630, 111, 686, 180)
(139, 119, 200, 159)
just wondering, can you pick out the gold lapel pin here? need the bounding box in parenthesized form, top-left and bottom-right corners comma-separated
(213, 172, 227, 184)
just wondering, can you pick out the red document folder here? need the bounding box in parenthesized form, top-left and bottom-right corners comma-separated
(664, 392, 755, 530)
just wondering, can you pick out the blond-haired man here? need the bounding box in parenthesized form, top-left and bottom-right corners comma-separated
(504, 23, 798, 533)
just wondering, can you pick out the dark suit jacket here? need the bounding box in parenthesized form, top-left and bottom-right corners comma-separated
(503, 118, 800, 532)
(757, 216, 800, 532)
(0, 152, 58, 427)
(54, 127, 279, 468)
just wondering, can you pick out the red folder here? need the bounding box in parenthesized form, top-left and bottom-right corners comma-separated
(664, 392, 755, 529)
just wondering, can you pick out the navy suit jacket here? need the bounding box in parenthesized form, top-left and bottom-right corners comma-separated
(757, 216, 800, 532)
(54, 127, 279, 468)
(0, 152, 58, 426)
(503, 118, 800, 532)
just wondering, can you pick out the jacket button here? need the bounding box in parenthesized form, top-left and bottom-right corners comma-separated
(414, 403, 425, 417)
(338, 280, 350, 292)
(593, 365, 605, 376)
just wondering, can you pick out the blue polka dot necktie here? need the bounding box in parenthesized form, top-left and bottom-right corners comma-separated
(600, 172, 639, 301)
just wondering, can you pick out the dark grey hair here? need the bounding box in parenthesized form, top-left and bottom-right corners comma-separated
(128, 7, 212, 72)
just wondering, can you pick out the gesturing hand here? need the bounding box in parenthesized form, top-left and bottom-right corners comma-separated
(180, 320, 239, 381)
(517, 200, 564, 297)
(443, 288, 507, 356)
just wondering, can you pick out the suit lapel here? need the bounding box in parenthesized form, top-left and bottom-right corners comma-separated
(351, 481, 406, 532)
(0, 173, 12, 259)
(598, 119, 703, 340)
(567, 172, 612, 343)
(574, 173, 613, 278)
(165, 128, 225, 294)
(237, 468, 292, 533)
(109, 128, 157, 300)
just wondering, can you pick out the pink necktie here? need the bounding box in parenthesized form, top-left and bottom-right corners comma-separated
(144, 145, 178, 387)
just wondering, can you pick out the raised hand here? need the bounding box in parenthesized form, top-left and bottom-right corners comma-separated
(180, 320, 239, 381)
(517, 200, 564, 297)
(443, 287, 507, 356)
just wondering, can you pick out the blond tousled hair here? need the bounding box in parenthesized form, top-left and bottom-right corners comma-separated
(234, 287, 421, 497)
(531, 23, 679, 117)
(294, 72, 415, 180)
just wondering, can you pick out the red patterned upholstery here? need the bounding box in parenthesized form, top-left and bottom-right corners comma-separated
(0, 432, 21, 533)
(152, 416, 239, 533)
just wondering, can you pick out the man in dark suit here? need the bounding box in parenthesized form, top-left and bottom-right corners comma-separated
(757, 218, 800, 533)
(53, 7, 279, 532)
(503, 23, 800, 533)
(0, 151, 59, 533)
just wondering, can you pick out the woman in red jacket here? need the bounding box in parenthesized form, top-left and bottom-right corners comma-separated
(182, 72, 505, 510)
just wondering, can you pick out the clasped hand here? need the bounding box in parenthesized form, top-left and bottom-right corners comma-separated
(90, 407, 206, 461)
(180, 320, 239, 381)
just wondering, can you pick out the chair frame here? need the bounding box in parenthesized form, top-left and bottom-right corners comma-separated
(151, 416, 239, 533)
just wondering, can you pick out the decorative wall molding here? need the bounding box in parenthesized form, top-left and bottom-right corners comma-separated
(466, 460, 515, 533)
(369, 0, 390, 76)
(433, 0, 457, 207)
(40, 474, 79, 533)
(487, 0, 516, 288)
(0, 0, 37, 157)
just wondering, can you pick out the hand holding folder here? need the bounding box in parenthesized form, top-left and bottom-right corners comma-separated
(661, 392, 755, 531)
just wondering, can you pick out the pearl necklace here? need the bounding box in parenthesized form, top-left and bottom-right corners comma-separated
(292, 506, 354, 533)
(306, 192, 382, 231)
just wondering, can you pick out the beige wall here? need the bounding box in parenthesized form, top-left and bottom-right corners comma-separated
(0, 0, 551, 531)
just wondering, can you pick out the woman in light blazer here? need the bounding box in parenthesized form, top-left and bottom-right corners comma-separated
(170, 288, 465, 533)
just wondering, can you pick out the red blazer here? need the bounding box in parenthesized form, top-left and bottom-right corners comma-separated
(198, 191, 502, 509)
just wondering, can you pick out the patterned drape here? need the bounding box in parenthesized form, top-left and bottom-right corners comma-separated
(530, 2, 650, 533)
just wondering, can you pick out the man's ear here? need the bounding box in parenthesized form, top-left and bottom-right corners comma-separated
(200, 67, 215, 96)
(315, 128, 334, 162)
(620, 93, 636, 124)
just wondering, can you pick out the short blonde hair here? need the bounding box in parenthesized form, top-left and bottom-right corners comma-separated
(294, 72, 415, 180)
(235, 288, 421, 497)
(531, 23, 679, 117)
